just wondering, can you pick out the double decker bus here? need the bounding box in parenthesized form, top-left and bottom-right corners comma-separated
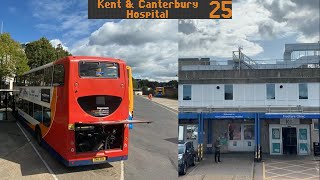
(14, 56, 146, 166)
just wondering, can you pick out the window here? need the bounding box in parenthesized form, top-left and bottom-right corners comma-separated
(43, 107, 51, 127)
(44, 66, 53, 86)
(33, 104, 43, 122)
(186, 125, 197, 140)
(266, 84, 275, 99)
(17, 76, 25, 86)
(299, 84, 308, 99)
(79, 61, 119, 78)
(23, 100, 28, 113)
(29, 72, 36, 86)
(53, 64, 64, 86)
(313, 119, 319, 130)
(244, 125, 254, 140)
(224, 84, 233, 100)
(34, 70, 44, 86)
(183, 85, 191, 100)
(28, 102, 34, 117)
(229, 124, 241, 140)
(25, 74, 30, 86)
(17, 99, 23, 109)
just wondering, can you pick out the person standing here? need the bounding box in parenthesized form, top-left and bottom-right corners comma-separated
(214, 138, 222, 163)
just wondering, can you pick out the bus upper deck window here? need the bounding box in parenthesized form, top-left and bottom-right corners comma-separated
(79, 61, 119, 78)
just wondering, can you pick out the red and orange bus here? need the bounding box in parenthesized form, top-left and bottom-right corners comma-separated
(14, 56, 144, 166)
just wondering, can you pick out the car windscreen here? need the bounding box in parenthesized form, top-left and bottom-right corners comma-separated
(178, 145, 185, 154)
(79, 61, 119, 78)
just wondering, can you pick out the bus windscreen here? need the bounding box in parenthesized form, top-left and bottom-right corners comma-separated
(79, 61, 119, 78)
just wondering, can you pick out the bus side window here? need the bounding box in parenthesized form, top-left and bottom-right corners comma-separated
(43, 107, 51, 127)
(25, 74, 29, 86)
(28, 102, 34, 117)
(17, 99, 23, 109)
(29, 73, 36, 86)
(35, 70, 44, 86)
(53, 65, 64, 86)
(23, 100, 28, 113)
(33, 103, 43, 122)
(44, 66, 53, 86)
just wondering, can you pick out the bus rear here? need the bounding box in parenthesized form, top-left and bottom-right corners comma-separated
(65, 57, 130, 166)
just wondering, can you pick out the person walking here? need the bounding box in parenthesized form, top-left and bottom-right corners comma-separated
(214, 138, 222, 163)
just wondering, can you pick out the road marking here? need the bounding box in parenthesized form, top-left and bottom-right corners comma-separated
(16, 122, 58, 180)
(263, 162, 265, 180)
(120, 160, 124, 180)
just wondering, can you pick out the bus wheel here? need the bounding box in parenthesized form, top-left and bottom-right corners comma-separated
(35, 127, 42, 146)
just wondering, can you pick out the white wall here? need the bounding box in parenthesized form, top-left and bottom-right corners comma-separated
(179, 83, 320, 108)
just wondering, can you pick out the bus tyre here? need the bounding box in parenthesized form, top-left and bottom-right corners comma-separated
(35, 127, 42, 146)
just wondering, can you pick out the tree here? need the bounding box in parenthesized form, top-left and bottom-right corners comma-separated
(0, 33, 29, 88)
(55, 44, 72, 59)
(132, 78, 138, 89)
(25, 37, 72, 68)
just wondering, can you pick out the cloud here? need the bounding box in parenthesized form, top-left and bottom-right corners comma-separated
(257, 0, 319, 42)
(50, 39, 69, 51)
(71, 20, 178, 81)
(179, 0, 319, 58)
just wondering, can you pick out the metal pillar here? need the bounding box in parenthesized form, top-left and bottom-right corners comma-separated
(254, 113, 262, 162)
(207, 119, 213, 154)
(197, 113, 202, 161)
(318, 119, 320, 143)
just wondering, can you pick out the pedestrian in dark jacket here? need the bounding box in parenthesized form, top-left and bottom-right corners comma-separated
(214, 138, 222, 163)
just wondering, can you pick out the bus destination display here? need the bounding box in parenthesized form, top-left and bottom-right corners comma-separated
(88, 0, 232, 19)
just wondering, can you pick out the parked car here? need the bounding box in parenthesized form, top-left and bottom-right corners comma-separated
(178, 141, 196, 175)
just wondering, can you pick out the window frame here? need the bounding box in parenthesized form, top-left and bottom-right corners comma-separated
(183, 85, 192, 100)
(298, 83, 308, 99)
(78, 61, 120, 79)
(266, 83, 276, 100)
(224, 84, 233, 100)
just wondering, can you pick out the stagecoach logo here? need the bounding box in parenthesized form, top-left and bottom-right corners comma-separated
(41, 89, 51, 103)
(97, 107, 109, 116)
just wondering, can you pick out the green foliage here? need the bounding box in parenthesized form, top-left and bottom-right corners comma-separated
(0, 33, 29, 79)
(25, 37, 72, 68)
(132, 78, 138, 89)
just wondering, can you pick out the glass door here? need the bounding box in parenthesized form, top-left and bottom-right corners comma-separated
(297, 126, 310, 155)
(269, 125, 282, 155)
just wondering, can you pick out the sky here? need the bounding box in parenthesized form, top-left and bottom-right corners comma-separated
(179, 0, 320, 62)
(0, 0, 319, 80)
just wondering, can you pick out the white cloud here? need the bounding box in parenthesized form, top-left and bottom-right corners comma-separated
(179, 0, 291, 58)
(71, 20, 178, 81)
(50, 39, 69, 51)
(179, 0, 319, 58)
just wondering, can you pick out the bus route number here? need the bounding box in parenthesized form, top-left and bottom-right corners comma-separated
(209, 0, 232, 19)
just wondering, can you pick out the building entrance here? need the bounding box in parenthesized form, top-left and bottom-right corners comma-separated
(282, 127, 297, 155)
(269, 124, 310, 155)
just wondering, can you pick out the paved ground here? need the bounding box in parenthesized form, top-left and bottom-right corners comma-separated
(0, 121, 54, 180)
(264, 155, 320, 180)
(125, 96, 178, 180)
(0, 119, 122, 180)
(179, 153, 254, 180)
(140, 95, 178, 112)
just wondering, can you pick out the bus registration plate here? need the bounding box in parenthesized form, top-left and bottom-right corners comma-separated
(93, 157, 106, 162)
